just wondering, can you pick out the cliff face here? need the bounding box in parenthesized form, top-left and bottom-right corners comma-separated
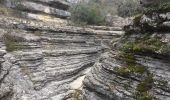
(81, 4, 170, 100)
(1, 0, 71, 20)
(0, 1, 124, 100)
(0, 0, 169, 100)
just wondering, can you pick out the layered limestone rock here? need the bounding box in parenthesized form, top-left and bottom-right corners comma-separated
(0, 13, 124, 100)
(1, 0, 169, 100)
(1, 0, 71, 21)
(81, 5, 170, 100)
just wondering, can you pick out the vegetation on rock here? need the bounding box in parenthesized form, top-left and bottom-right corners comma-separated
(3, 34, 25, 52)
(117, 0, 142, 17)
(69, 0, 143, 25)
(144, 1, 170, 14)
(0, 5, 20, 17)
(136, 74, 154, 100)
(69, 0, 105, 25)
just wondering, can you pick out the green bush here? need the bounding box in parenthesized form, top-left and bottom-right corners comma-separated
(117, 0, 142, 17)
(144, 1, 170, 13)
(69, 0, 105, 25)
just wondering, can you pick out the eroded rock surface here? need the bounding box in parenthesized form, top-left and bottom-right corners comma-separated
(81, 9, 170, 100)
(0, 13, 124, 100)
(1, 0, 71, 21)
(1, 1, 169, 100)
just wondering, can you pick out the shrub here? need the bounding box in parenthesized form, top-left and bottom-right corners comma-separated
(69, 0, 106, 25)
(140, 0, 170, 7)
(144, 1, 170, 13)
(117, 0, 142, 17)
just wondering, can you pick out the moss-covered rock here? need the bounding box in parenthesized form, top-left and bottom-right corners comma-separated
(3, 34, 26, 52)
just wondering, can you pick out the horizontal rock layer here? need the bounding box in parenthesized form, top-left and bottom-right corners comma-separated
(0, 14, 124, 100)
(1, 0, 71, 19)
(81, 11, 170, 100)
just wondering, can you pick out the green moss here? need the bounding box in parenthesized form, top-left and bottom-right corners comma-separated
(117, 34, 168, 99)
(116, 39, 149, 76)
(133, 14, 142, 26)
(121, 35, 163, 54)
(161, 45, 170, 55)
(136, 74, 153, 92)
(123, 84, 130, 90)
(120, 52, 136, 64)
(137, 92, 153, 100)
(136, 74, 154, 100)
(115, 67, 131, 76)
(3, 34, 25, 52)
(115, 64, 146, 76)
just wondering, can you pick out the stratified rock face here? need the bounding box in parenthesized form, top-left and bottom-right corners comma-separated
(125, 12, 170, 32)
(1, 1, 169, 100)
(0, 13, 124, 100)
(1, 0, 71, 19)
(81, 8, 170, 100)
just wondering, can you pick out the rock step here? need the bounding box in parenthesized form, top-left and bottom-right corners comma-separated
(44, 54, 98, 69)
(0, 15, 124, 36)
(42, 47, 103, 57)
(41, 42, 100, 47)
(2, 0, 70, 19)
(20, 12, 68, 25)
(28, 0, 70, 10)
(40, 34, 115, 40)
(42, 45, 102, 51)
(20, 1, 71, 18)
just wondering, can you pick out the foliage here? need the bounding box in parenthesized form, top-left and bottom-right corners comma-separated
(117, 0, 142, 17)
(144, 1, 170, 13)
(69, 0, 106, 25)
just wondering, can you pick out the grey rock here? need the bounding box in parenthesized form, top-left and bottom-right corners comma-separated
(2, 0, 71, 19)
(0, 14, 123, 100)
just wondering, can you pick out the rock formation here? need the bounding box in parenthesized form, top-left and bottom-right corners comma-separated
(1, 0, 71, 20)
(0, 1, 124, 99)
(81, 2, 170, 100)
(0, 0, 170, 100)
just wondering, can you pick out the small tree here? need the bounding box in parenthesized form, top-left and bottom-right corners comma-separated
(69, 0, 106, 25)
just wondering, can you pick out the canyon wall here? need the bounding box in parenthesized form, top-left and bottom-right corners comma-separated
(0, 1, 124, 99)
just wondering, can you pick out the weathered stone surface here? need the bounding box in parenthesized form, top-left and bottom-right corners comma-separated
(31, 0, 70, 10)
(0, 14, 123, 100)
(81, 10, 170, 100)
(1, 0, 71, 19)
(125, 12, 170, 32)
(1, 1, 169, 100)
